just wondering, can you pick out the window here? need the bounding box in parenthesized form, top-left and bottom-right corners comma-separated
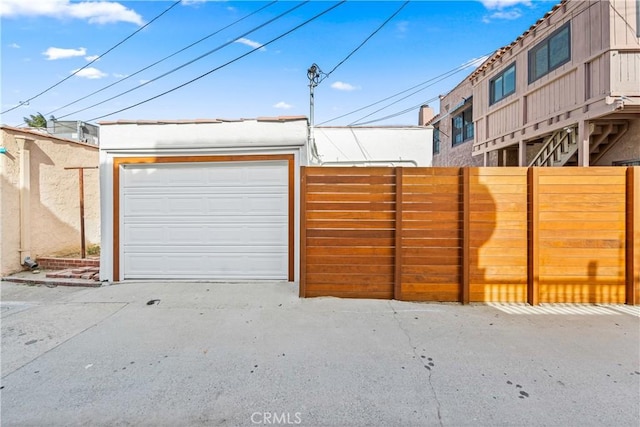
(452, 108, 473, 146)
(433, 127, 440, 154)
(490, 63, 516, 105)
(528, 23, 571, 83)
(613, 158, 640, 166)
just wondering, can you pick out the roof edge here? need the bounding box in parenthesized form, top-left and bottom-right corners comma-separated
(99, 116, 308, 126)
(469, 0, 567, 80)
(1, 125, 99, 148)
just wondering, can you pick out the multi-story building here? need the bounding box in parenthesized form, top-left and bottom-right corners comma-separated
(47, 120, 100, 145)
(432, 0, 640, 167)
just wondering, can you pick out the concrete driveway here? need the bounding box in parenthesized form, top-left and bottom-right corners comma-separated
(1, 281, 639, 426)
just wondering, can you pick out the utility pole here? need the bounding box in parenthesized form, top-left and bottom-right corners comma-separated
(307, 63, 322, 163)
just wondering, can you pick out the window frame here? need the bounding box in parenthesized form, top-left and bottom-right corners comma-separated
(490, 63, 516, 105)
(528, 22, 571, 83)
(452, 107, 473, 147)
(637, 0, 640, 37)
(433, 126, 440, 154)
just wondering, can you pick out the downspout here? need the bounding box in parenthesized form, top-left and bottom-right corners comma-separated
(16, 136, 33, 265)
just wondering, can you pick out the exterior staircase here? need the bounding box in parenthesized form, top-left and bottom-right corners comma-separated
(529, 120, 629, 167)
(586, 120, 629, 165)
(529, 128, 577, 167)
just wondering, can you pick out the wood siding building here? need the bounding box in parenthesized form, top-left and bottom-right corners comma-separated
(433, 0, 640, 167)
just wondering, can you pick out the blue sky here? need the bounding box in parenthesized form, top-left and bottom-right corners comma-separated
(1, 0, 558, 127)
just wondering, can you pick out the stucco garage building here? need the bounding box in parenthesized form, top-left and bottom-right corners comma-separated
(99, 117, 308, 283)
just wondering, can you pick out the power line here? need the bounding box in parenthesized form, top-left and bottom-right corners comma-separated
(56, 1, 309, 121)
(1, 1, 181, 115)
(321, 1, 609, 127)
(86, 1, 347, 122)
(352, 96, 440, 126)
(318, 53, 492, 126)
(322, 0, 410, 81)
(42, 1, 279, 120)
(348, 59, 483, 126)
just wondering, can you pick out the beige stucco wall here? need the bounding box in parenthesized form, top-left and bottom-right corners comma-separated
(595, 119, 640, 166)
(0, 127, 99, 276)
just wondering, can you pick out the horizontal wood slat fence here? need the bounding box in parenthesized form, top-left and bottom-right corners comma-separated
(300, 167, 640, 305)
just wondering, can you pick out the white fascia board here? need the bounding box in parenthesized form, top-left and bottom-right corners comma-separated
(99, 150, 114, 282)
(100, 120, 308, 151)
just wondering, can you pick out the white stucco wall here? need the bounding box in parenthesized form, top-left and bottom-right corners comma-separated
(0, 127, 100, 276)
(314, 126, 433, 166)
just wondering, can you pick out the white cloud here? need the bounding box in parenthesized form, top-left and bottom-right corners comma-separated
(9, 42, 20, 48)
(479, 0, 530, 21)
(43, 47, 87, 60)
(273, 101, 292, 110)
(462, 55, 491, 69)
(181, 0, 207, 5)
(113, 73, 128, 78)
(72, 67, 107, 79)
(139, 79, 150, 84)
(0, 0, 144, 25)
(234, 37, 266, 51)
(487, 9, 523, 20)
(479, 0, 531, 9)
(331, 81, 360, 92)
(85, 55, 100, 61)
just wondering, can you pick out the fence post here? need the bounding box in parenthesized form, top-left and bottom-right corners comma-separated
(299, 167, 307, 298)
(461, 168, 470, 304)
(527, 167, 540, 305)
(394, 167, 404, 300)
(627, 167, 639, 305)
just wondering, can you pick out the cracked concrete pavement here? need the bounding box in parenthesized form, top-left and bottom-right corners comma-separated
(1, 281, 639, 426)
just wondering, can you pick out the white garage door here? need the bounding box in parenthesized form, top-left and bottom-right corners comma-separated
(121, 160, 289, 280)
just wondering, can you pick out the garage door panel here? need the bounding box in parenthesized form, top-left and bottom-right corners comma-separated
(124, 245, 287, 254)
(124, 252, 287, 279)
(123, 161, 288, 188)
(166, 197, 207, 215)
(246, 194, 289, 213)
(124, 186, 287, 195)
(125, 224, 287, 246)
(124, 165, 207, 187)
(233, 163, 288, 185)
(121, 160, 290, 280)
(124, 196, 165, 215)
(124, 194, 287, 216)
(124, 216, 287, 225)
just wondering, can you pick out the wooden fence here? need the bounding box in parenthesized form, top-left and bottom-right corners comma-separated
(300, 167, 640, 305)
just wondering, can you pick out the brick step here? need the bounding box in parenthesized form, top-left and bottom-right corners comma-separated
(37, 257, 99, 270)
(46, 266, 100, 281)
